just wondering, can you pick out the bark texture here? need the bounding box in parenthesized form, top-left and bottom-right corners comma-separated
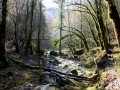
(0, 0, 9, 68)
(106, 0, 120, 46)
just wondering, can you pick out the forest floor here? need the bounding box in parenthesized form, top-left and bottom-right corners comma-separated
(0, 42, 120, 90)
(100, 47, 120, 90)
(75, 46, 120, 90)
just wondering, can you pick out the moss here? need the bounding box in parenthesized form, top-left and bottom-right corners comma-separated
(16, 71, 38, 85)
(22, 72, 31, 79)
(84, 71, 93, 77)
(84, 61, 95, 68)
(62, 83, 89, 90)
(86, 86, 97, 90)
(34, 69, 44, 74)
(113, 48, 120, 74)
(63, 65, 68, 68)
(17, 79, 26, 85)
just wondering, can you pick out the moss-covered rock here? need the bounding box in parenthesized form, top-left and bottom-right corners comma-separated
(50, 51, 58, 56)
(71, 69, 78, 75)
(74, 49, 84, 55)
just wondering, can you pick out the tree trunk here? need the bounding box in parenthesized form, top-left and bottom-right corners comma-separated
(37, 1, 42, 51)
(0, 0, 9, 68)
(95, 0, 109, 53)
(85, 18, 100, 47)
(59, 0, 64, 55)
(106, 0, 120, 47)
(94, 18, 104, 49)
(14, 23, 19, 53)
(23, 0, 29, 53)
(25, 0, 36, 55)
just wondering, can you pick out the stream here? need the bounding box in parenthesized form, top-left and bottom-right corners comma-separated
(35, 51, 90, 90)
(14, 52, 90, 90)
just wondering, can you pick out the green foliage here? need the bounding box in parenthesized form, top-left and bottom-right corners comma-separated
(64, 26, 89, 51)
(80, 47, 103, 69)
(53, 34, 73, 49)
(72, 31, 89, 51)
(84, 61, 95, 68)
(53, 40, 60, 49)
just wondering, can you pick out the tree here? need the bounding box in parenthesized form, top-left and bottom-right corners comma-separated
(59, 0, 64, 55)
(95, 0, 109, 53)
(37, 0, 42, 51)
(70, 0, 110, 52)
(25, 0, 36, 54)
(105, 0, 120, 47)
(0, 0, 8, 68)
(9, 0, 22, 53)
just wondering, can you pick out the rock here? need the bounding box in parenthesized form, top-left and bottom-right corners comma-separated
(62, 54, 68, 59)
(74, 49, 84, 55)
(49, 60, 57, 67)
(97, 54, 113, 69)
(74, 55, 78, 59)
(71, 69, 78, 75)
(68, 56, 74, 59)
(33, 86, 41, 90)
(16, 82, 36, 90)
(63, 65, 68, 69)
(50, 51, 58, 56)
(6, 71, 13, 76)
(54, 59, 61, 64)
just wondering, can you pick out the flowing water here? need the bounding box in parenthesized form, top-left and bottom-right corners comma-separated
(56, 56, 89, 75)
(37, 52, 90, 90)
(18, 52, 89, 90)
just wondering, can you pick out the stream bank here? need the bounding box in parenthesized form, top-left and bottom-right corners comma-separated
(0, 51, 93, 90)
(1, 47, 120, 90)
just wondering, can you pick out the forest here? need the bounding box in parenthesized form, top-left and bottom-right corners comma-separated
(0, 0, 120, 90)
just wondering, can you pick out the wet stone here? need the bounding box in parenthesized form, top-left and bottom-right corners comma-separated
(71, 69, 78, 75)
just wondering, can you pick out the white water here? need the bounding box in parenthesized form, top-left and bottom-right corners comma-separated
(43, 51, 89, 75)
(56, 56, 89, 75)
(40, 52, 90, 90)
(34, 84, 57, 90)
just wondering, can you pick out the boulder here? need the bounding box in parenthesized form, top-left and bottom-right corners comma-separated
(50, 51, 58, 56)
(63, 65, 68, 69)
(71, 69, 78, 75)
(49, 60, 57, 67)
(74, 49, 84, 55)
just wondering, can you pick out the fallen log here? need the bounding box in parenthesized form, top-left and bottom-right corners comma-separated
(42, 71, 78, 86)
(8, 56, 92, 81)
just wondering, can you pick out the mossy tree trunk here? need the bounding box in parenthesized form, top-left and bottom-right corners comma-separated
(25, 0, 36, 55)
(0, 0, 9, 68)
(105, 0, 120, 47)
(95, 0, 109, 53)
